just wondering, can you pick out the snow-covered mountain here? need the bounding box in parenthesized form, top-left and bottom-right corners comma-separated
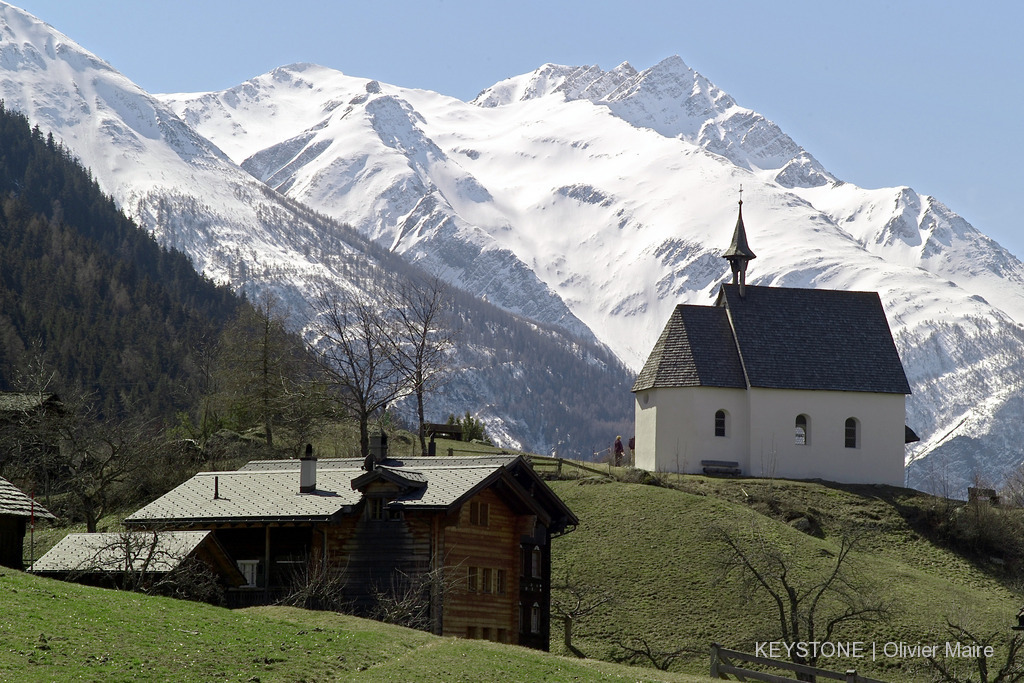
(162, 59, 1024, 493)
(0, 4, 375, 306)
(4, 1, 1024, 492)
(0, 2, 633, 457)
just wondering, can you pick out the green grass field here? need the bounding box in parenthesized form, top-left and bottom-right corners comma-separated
(0, 569, 714, 682)
(544, 472, 1021, 681)
(16, 450, 1024, 682)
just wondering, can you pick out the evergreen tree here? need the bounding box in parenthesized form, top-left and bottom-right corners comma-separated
(0, 101, 246, 422)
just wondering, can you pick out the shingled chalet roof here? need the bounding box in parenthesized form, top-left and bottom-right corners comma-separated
(633, 283, 911, 395)
(0, 476, 55, 520)
(126, 455, 577, 533)
(31, 530, 214, 574)
(0, 392, 61, 414)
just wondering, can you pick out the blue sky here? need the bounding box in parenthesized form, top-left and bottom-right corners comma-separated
(13, 1, 1024, 258)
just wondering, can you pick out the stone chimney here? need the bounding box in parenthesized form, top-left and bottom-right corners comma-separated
(299, 443, 316, 493)
(368, 432, 389, 465)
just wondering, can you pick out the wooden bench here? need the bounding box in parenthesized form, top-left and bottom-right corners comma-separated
(701, 459, 741, 476)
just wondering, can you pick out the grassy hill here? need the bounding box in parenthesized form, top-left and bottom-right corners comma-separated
(544, 470, 1022, 681)
(18, 450, 1024, 681)
(0, 568, 713, 682)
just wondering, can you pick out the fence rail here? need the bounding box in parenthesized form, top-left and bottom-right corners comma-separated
(525, 455, 615, 479)
(710, 644, 888, 683)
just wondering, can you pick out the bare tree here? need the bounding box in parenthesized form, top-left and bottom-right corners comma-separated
(390, 274, 455, 455)
(43, 394, 158, 533)
(70, 529, 223, 604)
(0, 341, 63, 503)
(177, 330, 221, 445)
(1001, 461, 1024, 509)
(369, 563, 465, 633)
(309, 283, 408, 457)
(65, 419, 154, 532)
(215, 291, 321, 448)
(614, 637, 694, 671)
(551, 564, 613, 656)
(716, 520, 890, 681)
(278, 555, 350, 612)
(927, 611, 1024, 683)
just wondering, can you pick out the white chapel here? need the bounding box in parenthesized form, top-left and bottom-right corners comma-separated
(631, 201, 914, 487)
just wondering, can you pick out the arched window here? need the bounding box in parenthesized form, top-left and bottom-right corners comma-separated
(715, 410, 727, 437)
(795, 414, 809, 446)
(844, 418, 859, 449)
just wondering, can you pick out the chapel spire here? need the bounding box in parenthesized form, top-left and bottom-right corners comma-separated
(722, 191, 756, 297)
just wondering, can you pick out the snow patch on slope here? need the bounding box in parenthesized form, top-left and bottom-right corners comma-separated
(9, 1, 1024, 492)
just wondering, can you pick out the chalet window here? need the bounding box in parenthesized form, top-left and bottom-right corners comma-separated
(497, 628, 508, 643)
(482, 567, 493, 593)
(470, 501, 489, 526)
(845, 418, 859, 449)
(482, 627, 492, 641)
(519, 602, 526, 633)
(531, 548, 542, 578)
(367, 497, 385, 520)
(238, 559, 260, 588)
(466, 626, 478, 639)
(496, 569, 506, 595)
(715, 410, 727, 437)
(467, 566, 478, 592)
(795, 414, 809, 446)
(530, 602, 541, 634)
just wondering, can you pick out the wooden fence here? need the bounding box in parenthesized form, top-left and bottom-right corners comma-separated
(524, 455, 616, 479)
(710, 643, 888, 683)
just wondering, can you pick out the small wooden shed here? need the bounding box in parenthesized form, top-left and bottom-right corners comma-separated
(30, 530, 244, 596)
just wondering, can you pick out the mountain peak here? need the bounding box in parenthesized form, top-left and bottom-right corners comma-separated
(0, 3, 116, 81)
(2, 3, 1022, 488)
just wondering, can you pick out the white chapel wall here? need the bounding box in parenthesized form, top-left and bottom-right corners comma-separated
(634, 386, 906, 487)
(746, 388, 906, 487)
(634, 386, 749, 473)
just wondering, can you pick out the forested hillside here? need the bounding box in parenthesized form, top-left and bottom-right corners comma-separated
(0, 97, 634, 452)
(0, 102, 242, 419)
(445, 285, 634, 455)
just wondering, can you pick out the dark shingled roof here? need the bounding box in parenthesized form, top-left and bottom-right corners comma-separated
(722, 202, 757, 261)
(0, 476, 55, 519)
(633, 284, 911, 395)
(632, 305, 746, 391)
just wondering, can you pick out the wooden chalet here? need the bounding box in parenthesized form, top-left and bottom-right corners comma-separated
(0, 475, 54, 569)
(125, 449, 577, 649)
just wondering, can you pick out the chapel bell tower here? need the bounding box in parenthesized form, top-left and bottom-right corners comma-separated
(722, 194, 757, 296)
